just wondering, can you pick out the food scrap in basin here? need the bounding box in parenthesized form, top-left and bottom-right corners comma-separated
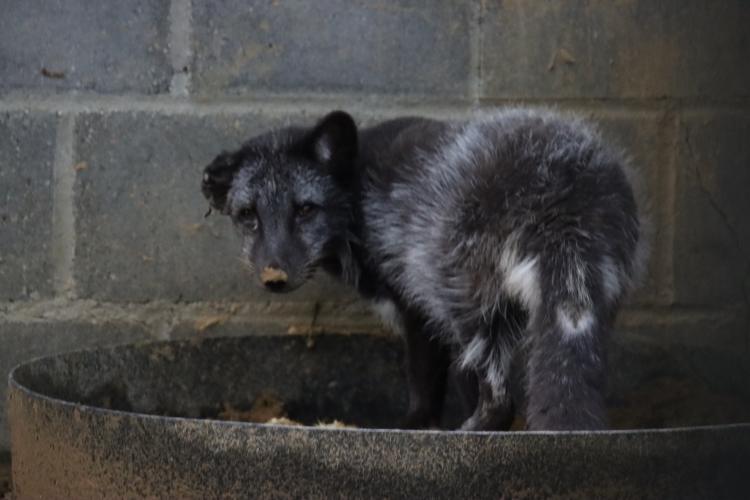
(214, 391, 356, 428)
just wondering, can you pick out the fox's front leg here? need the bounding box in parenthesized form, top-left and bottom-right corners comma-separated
(400, 310, 451, 429)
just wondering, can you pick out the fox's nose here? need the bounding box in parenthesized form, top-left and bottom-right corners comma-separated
(260, 265, 288, 291)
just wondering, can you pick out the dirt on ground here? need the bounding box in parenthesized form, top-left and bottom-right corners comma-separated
(212, 391, 356, 429)
(216, 392, 286, 423)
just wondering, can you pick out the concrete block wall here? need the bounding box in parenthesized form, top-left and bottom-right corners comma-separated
(1, 0, 749, 456)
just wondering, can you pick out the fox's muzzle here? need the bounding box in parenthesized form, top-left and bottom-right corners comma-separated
(260, 265, 289, 292)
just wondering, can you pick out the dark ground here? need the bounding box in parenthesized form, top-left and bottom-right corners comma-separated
(0, 461, 10, 498)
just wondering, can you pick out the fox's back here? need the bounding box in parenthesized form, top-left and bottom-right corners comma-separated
(358, 109, 641, 326)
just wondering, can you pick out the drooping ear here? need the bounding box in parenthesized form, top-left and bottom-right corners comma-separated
(304, 111, 358, 176)
(201, 150, 241, 214)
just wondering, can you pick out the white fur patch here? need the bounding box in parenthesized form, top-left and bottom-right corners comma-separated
(499, 237, 541, 312)
(566, 253, 592, 308)
(371, 299, 404, 336)
(599, 256, 621, 303)
(459, 334, 488, 370)
(556, 306, 595, 338)
(505, 256, 541, 309)
(315, 139, 332, 163)
(485, 355, 505, 398)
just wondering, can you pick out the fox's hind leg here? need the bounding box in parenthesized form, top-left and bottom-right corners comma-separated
(457, 310, 523, 431)
(459, 373, 515, 431)
(524, 245, 617, 430)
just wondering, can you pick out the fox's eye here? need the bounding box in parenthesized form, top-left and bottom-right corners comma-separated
(296, 202, 318, 219)
(237, 207, 258, 231)
(238, 207, 255, 219)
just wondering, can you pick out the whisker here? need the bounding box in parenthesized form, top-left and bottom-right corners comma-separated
(236, 257, 255, 273)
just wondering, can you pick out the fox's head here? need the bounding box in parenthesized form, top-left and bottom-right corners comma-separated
(201, 111, 358, 293)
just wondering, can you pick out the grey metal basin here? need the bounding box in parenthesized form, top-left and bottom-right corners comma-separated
(7, 334, 750, 499)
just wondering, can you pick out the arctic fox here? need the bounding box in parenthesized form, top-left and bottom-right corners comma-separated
(201, 109, 646, 431)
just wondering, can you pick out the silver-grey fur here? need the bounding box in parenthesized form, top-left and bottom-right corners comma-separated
(202, 108, 647, 431)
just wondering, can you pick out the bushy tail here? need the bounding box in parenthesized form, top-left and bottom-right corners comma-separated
(524, 246, 616, 430)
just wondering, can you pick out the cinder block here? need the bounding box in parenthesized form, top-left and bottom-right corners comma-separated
(590, 109, 674, 306)
(191, 0, 472, 98)
(73, 111, 358, 303)
(0, 320, 151, 453)
(72, 108, 673, 306)
(169, 300, 382, 340)
(481, 0, 750, 99)
(0, 0, 171, 95)
(0, 111, 57, 300)
(673, 111, 750, 306)
(614, 306, 750, 396)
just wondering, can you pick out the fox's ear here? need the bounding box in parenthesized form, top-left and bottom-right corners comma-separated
(305, 110, 357, 175)
(201, 151, 240, 214)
